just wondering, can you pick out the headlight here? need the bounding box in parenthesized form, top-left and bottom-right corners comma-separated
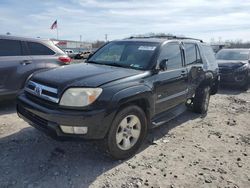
(235, 64, 248, 72)
(60, 88, 102, 107)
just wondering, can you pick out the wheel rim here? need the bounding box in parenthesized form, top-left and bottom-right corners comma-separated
(116, 115, 141, 151)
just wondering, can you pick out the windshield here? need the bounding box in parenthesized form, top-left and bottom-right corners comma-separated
(87, 41, 159, 70)
(216, 49, 249, 61)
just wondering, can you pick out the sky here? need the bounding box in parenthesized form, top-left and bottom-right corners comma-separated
(0, 0, 250, 42)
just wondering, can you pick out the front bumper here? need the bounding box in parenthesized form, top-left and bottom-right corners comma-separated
(16, 93, 115, 140)
(219, 69, 248, 86)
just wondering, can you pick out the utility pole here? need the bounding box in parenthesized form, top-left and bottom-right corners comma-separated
(80, 35, 82, 42)
(105, 34, 108, 42)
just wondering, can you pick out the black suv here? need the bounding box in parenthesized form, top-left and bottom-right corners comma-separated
(216, 48, 250, 90)
(17, 36, 219, 159)
(0, 35, 71, 99)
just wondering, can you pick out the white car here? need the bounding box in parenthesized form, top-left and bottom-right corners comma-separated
(64, 49, 77, 58)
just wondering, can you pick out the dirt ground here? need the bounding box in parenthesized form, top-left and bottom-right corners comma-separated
(0, 88, 249, 188)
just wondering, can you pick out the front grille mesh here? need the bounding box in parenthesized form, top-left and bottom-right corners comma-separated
(219, 67, 233, 74)
(18, 105, 48, 127)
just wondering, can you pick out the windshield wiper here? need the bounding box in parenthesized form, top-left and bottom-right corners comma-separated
(107, 63, 132, 69)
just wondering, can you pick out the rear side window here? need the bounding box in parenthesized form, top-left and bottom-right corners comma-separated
(184, 43, 201, 65)
(27, 42, 55, 55)
(0, 39, 22, 56)
(159, 43, 183, 70)
(202, 45, 216, 64)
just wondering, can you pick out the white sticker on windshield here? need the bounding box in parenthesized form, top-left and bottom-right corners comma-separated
(240, 52, 249, 54)
(138, 46, 156, 51)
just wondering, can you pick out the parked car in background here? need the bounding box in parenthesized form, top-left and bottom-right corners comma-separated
(17, 36, 219, 159)
(216, 48, 250, 90)
(75, 51, 92, 59)
(64, 49, 78, 59)
(0, 35, 71, 99)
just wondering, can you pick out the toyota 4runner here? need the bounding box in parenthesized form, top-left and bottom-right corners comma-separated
(17, 36, 219, 159)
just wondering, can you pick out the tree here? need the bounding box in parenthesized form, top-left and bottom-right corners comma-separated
(92, 40, 106, 49)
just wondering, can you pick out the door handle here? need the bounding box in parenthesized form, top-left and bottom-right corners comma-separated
(20, 60, 32, 65)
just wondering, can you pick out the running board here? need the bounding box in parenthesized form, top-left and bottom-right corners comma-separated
(151, 103, 187, 128)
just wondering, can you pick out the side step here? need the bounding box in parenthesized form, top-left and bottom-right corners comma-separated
(151, 103, 187, 128)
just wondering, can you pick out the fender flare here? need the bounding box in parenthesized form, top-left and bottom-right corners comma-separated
(110, 84, 154, 119)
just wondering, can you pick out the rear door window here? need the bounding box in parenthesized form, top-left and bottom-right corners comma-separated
(27, 42, 55, 55)
(184, 43, 202, 65)
(0, 39, 22, 56)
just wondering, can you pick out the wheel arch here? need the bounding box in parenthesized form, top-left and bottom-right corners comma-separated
(110, 85, 154, 125)
(197, 71, 217, 91)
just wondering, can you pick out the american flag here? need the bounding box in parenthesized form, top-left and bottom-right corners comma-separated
(50, 20, 57, 30)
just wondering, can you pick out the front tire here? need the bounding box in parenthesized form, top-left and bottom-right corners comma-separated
(241, 78, 249, 91)
(106, 105, 147, 160)
(193, 86, 211, 114)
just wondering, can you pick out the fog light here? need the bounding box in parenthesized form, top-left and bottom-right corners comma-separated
(60, 126, 74, 134)
(60, 125, 88, 134)
(73, 127, 88, 134)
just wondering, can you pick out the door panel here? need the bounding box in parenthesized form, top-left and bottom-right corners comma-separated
(26, 41, 59, 69)
(184, 43, 204, 97)
(0, 56, 34, 94)
(154, 68, 188, 114)
(154, 42, 188, 115)
(0, 39, 35, 95)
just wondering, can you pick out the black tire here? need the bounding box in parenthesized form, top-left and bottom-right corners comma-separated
(106, 105, 147, 160)
(241, 79, 249, 91)
(210, 79, 219, 95)
(193, 86, 211, 114)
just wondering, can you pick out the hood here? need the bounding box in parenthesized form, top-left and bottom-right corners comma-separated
(31, 63, 144, 90)
(217, 60, 248, 69)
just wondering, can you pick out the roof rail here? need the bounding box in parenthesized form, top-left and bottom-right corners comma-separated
(128, 35, 203, 42)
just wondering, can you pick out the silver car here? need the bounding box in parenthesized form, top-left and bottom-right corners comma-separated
(0, 35, 71, 99)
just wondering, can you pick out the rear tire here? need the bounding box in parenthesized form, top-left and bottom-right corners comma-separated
(193, 86, 211, 114)
(106, 105, 147, 160)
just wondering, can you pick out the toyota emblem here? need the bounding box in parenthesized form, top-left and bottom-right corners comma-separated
(34, 86, 42, 96)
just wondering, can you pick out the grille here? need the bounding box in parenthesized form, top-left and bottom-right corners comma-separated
(25, 81, 59, 103)
(25, 92, 58, 109)
(17, 105, 48, 127)
(219, 67, 233, 74)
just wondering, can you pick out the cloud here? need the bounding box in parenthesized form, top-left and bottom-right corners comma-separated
(0, 0, 250, 42)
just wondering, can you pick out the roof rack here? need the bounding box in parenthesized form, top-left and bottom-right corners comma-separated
(128, 35, 203, 43)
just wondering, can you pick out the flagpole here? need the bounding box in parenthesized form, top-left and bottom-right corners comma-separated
(57, 21, 58, 40)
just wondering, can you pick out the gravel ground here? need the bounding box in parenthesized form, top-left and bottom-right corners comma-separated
(0, 88, 249, 188)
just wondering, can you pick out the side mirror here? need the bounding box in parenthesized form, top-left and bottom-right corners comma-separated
(159, 59, 168, 71)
